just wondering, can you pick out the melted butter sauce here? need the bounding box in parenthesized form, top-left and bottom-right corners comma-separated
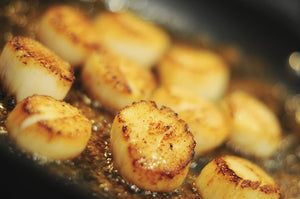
(0, 1, 299, 198)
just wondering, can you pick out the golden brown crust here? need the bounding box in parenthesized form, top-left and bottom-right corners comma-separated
(8, 36, 74, 83)
(15, 95, 91, 139)
(44, 6, 100, 52)
(214, 156, 280, 194)
(214, 157, 243, 185)
(117, 102, 195, 169)
(93, 11, 170, 68)
(111, 100, 195, 192)
(195, 155, 281, 199)
(6, 95, 91, 160)
(82, 52, 157, 111)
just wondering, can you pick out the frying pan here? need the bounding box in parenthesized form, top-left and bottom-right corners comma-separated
(0, 0, 299, 199)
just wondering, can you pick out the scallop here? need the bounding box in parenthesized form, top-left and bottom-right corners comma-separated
(81, 52, 156, 112)
(38, 5, 101, 67)
(0, 36, 74, 102)
(93, 11, 170, 68)
(156, 43, 230, 101)
(6, 95, 92, 160)
(110, 100, 195, 192)
(221, 91, 282, 158)
(195, 155, 280, 199)
(151, 86, 230, 156)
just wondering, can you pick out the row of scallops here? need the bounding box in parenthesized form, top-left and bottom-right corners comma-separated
(0, 5, 281, 198)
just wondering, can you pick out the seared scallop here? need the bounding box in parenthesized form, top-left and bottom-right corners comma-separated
(38, 5, 101, 67)
(195, 155, 280, 199)
(0, 36, 74, 102)
(156, 43, 230, 101)
(82, 52, 156, 112)
(110, 101, 195, 192)
(151, 86, 230, 156)
(221, 91, 282, 158)
(6, 95, 92, 160)
(93, 11, 170, 68)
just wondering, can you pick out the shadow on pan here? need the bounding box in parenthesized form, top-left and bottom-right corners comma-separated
(0, 0, 299, 199)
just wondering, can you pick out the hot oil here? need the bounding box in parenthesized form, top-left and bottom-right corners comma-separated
(50, 85, 201, 199)
(0, 0, 299, 198)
